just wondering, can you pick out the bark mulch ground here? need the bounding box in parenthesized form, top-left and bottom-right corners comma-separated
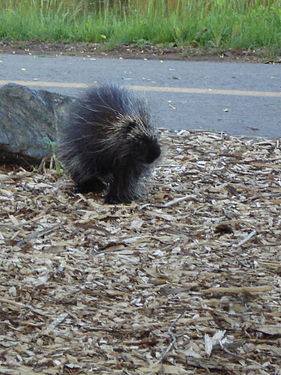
(0, 130, 281, 374)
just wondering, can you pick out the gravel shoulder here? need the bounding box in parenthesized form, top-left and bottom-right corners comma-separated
(1, 40, 280, 63)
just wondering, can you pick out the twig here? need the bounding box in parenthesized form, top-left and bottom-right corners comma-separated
(255, 243, 281, 247)
(219, 341, 243, 359)
(16, 224, 60, 247)
(157, 311, 185, 363)
(162, 195, 200, 207)
(202, 285, 273, 294)
(233, 230, 257, 248)
(0, 298, 51, 316)
(75, 323, 118, 333)
(0, 297, 25, 308)
(45, 313, 69, 334)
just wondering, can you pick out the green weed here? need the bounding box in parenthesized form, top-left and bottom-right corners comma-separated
(42, 138, 63, 175)
(0, 0, 280, 50)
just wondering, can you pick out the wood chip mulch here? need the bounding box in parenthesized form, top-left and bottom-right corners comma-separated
(0, 130, 281, 375)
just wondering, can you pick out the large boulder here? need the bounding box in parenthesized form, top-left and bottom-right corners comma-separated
(0, 83, 77, 167)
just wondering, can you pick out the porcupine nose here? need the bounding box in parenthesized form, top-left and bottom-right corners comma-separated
(145, 141, 161, 164)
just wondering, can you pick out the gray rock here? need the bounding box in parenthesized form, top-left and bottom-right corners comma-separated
(0, 83, 76, 167)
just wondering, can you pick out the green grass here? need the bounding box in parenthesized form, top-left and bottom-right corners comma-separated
(0, 0, 280, 50)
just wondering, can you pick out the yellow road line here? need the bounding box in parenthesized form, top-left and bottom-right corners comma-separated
(128, 85, 281, 98)
(0, 80, 88, 88)
(0, 79, 280, 98)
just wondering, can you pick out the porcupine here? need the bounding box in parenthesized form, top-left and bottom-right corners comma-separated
(58, 84, 161, 204)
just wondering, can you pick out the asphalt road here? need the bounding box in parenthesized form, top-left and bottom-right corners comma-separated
(0, 53, 280, 138)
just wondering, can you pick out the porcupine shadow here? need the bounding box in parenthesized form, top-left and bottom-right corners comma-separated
(58, 84, 161, 204)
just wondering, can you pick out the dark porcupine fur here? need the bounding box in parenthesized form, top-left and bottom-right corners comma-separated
(58, 84, 161, 204)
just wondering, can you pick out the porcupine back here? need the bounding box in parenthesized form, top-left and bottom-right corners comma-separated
(58, 84, 161, 204)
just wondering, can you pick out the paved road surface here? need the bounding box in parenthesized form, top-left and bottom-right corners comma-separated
(0, 54, 280, 138)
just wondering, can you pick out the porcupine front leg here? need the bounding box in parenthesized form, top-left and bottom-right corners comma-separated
(105, 166, 140, 204)
(76, 177, 107, 194)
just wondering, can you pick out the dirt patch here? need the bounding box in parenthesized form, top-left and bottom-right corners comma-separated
(0, 40, 280, 63)
(1, 130, 281, 374)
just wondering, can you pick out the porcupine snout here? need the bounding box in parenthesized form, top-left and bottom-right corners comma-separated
(133, 136, 161, 164)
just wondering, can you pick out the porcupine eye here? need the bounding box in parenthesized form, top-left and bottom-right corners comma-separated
(126, 121, 136, 133)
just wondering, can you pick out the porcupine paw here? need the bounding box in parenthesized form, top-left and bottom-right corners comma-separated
(76, 178, 107, 194)
(104, 194, 131, 205)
